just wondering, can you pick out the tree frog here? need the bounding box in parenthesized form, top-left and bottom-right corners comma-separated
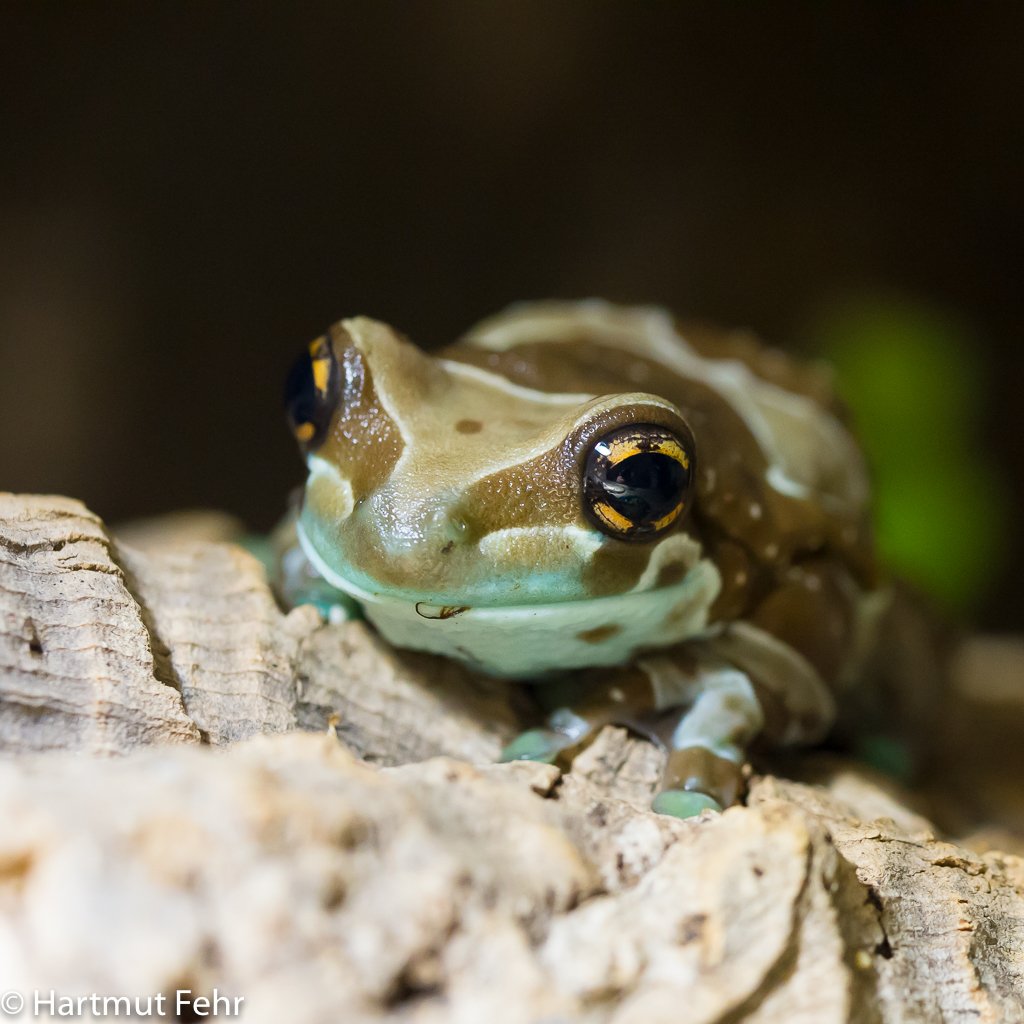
(282, 301, 881, 818)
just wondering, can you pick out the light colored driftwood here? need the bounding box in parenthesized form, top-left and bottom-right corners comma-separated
(2, 729, 1023, 1023)
(1, 493, 517, 763)
(0, 494, 200, 752)
(1, 492, 1023, 1023)
(120, 537, 520, 762)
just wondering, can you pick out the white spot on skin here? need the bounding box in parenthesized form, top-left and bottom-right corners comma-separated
(734, 570, 748, 587)
(609, 687, 625, 703)
(763, 542, 779, 559)
(748, 502, 763, 520)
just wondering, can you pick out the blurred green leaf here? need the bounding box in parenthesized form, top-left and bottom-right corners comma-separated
(806, 291, 1006, 614)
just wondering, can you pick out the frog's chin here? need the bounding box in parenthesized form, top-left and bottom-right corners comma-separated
(297, 522, 722, 679)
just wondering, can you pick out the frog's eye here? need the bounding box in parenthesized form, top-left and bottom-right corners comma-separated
(583, 424, 694, 541)
(284, 335, 339, 451)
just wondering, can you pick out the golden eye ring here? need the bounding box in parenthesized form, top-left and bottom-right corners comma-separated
(583, 424, 695, 541)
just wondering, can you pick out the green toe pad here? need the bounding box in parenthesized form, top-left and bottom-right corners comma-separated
(499, 729, 570, 764)
(652, 789, 724, 819)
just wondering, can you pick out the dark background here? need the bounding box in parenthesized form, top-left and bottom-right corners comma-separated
(1, 3, 1022, 626)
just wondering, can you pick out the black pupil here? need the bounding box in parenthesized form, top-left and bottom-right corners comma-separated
(599, 452, 687, 525)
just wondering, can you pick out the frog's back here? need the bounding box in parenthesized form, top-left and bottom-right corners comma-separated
(444, 301, 877, 637)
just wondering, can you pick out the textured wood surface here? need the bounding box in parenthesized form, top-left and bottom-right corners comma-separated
(1, 494, 517, 763)
(1, 492, 1023, 1023)
(0, 494, 200, 752)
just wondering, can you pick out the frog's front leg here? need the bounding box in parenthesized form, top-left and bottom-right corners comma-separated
(278, 542, 360, 622)
(644, 656, 764, 817)
(260, 511, 361, 622)
(499, 667, 659, 765)
(500, 653, 763, 816)
(502, 627, 833, 819)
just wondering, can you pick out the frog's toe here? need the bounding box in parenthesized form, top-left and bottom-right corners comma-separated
(499, 728, 574, 764)
(651, 789, 723, 819)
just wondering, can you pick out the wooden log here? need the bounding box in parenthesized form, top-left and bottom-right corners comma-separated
(1, 492, 1022, 1022)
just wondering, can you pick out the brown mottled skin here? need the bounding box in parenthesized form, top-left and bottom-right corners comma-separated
(442, 328, 876, 690)
(286, 301, 889, 814)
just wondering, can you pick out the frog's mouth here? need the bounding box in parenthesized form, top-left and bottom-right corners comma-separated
(297, 520, 722, 678)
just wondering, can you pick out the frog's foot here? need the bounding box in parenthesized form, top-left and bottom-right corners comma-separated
(652, 745, 746, 819)
(284, 584, 360, 622)
(499, 707, 593, 765)
(273, 538, 361, 620)
(499, 727, 575, 765)
(651, 789, 723, 818)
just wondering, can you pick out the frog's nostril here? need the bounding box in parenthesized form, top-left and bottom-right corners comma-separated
(448, 516, 470, 537)
(442, 510, 485, 545)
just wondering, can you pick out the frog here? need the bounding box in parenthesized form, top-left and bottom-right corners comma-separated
(280, 300, 883, 818)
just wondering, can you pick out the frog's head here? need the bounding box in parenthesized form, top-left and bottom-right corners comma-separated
(285, 316, 720, 676)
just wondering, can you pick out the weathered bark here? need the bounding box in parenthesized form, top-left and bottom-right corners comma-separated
(0, 494, 517, 763)
(1, 492, 1023, 1023)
